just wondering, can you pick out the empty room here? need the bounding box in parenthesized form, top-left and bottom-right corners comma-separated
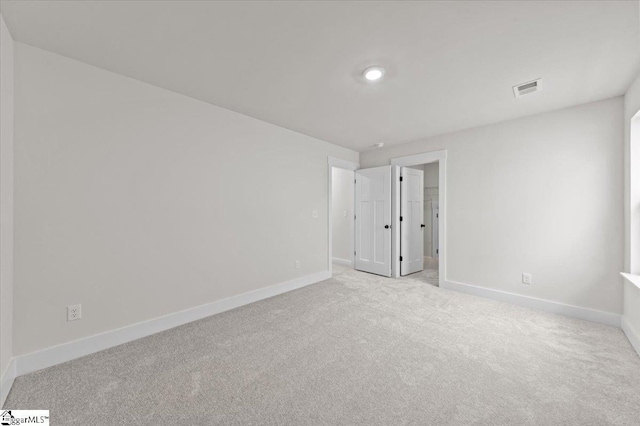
(1, 0, 640, 424)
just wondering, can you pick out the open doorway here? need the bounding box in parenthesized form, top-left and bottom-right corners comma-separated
(398, 164, 439, 286)
(391, 150, 447, 287)
(422, 162, 440, 285)
(331, 167, 355, 269)
(327, 153, 444, 285)
(327, 157, 359, 276)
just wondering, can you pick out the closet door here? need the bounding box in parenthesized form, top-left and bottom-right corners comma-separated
(355, 166, 392, 277)
(400, 167, 424, 275)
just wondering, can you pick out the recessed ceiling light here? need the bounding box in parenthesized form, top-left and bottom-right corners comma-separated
(363, 67, 385, 82)
(374, 143, 385, 148)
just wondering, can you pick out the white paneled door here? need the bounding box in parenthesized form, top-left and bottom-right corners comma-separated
(400, 167, 424, 276)
(355, 166, 392, 277)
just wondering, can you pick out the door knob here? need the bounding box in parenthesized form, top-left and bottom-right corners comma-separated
(421, 224, 425, 228)
(385, 225, 390, 229)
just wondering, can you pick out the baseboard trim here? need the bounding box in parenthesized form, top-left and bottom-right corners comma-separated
(442, 280, 620, 327)
(332, 257, 352, 267)
(0, 358, 16, 408)
(14, 270, 331, 377)
(622, 317, 640, 358)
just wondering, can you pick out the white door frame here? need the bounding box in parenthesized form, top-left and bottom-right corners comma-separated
(327, 157, 360, 277)
(391, 150, 447, 285)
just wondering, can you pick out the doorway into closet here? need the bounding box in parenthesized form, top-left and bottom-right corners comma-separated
(331, 166, 355, 269)
(420, 162, 440, 285)
(327, 152, 445, 286)
(397, 163, 439, 285)
(391, 150, 446, 287)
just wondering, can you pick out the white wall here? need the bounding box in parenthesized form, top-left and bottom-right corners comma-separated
(331, 167, 354, 264)
(424, 162, 439, 188)
(13, 43, 358, 356)
(0, 15, 15, 383)
(362, 97, 624, 315)
(623, 72, 640, 346)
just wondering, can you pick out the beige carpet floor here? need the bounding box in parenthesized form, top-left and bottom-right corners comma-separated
(403, 256, 439, 286)
(4, 264, 640, 425)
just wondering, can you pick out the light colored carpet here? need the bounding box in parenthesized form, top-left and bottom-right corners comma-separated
(402, 256, 439, 286)
(5, 266, 640, 425)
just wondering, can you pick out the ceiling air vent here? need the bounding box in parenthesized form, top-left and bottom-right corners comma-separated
(513, 78, 542, 98)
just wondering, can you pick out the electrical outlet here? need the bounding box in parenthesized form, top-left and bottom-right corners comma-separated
(522, 273, 532, 285)
(312, 210, 318, 218)
(295, 260, 301, 269)
(68, 304, 82, 321)
(343, 210, 347, 218)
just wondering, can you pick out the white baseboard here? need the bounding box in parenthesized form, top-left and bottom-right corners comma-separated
(622, 317, 640, 358)
(14, 270, 331, 378)
(332, 257, 352, 267)
(1, 358, 16, 408)
(442, 280, 621, 327)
